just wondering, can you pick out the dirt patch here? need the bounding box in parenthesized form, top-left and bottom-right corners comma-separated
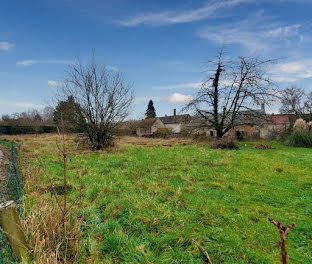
(252, 144, 272, 149)
(118, 136, 191, 147)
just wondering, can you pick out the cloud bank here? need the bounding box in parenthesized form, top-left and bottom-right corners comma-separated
(17, 60, 73, 66)
(116, 0, 251, 27)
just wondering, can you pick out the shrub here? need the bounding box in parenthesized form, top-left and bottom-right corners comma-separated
(210, 138, 239, 149)
(293, 118, 307, 131)
(152, 128, 172, 138)
(192, 133, 212, 142)
(285, 131, 312, 148)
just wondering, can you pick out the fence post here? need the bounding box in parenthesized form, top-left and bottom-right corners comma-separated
(0, 200, 31, 263)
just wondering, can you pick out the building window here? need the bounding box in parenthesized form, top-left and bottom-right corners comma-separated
(210, 130, 214, 136)
(236, 130, 245, 139)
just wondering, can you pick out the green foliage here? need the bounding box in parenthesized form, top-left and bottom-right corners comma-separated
(0, 233, 16, 264)
(285, 131, 312, 148)
(145, 100, 156, 119)
(0, 139, 12, 148)
(23, 138, 312, 263)
(53, 96, 86, 132)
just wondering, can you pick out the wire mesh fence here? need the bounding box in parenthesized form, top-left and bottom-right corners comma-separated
(0, 139, 22, 263)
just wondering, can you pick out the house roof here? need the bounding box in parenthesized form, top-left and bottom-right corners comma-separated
(268, 114, 290, 124)
(137, 118, 160, 128)
(159, 114, 190, 124)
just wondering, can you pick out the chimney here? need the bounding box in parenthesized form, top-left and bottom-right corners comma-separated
(261, 103, 265, 113)
(173, 109, 177, 123)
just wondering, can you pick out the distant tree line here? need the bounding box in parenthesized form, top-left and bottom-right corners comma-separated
(0, 107, 56, 134)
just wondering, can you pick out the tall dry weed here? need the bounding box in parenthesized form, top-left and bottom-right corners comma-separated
(18, 132, 85, 263)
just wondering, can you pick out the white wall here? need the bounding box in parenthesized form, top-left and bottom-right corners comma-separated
(165, 124, 182, 133)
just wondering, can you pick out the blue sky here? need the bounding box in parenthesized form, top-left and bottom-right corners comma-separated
(1, 0, 312, 118)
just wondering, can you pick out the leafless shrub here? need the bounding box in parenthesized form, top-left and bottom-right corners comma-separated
(58, 55, 133, 150)
(210, 138, 238, 149)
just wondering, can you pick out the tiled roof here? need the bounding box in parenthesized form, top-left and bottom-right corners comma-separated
(269, 114, 290, 124)
(137, 118, 159, 128)
(159, 114, 190, 124)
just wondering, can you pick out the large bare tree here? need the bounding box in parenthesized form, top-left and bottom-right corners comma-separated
(305, 91, 312, 115)
(279, 85, 306, 116)
(184, 52, 277, 138)
(59, 58, 133, 149)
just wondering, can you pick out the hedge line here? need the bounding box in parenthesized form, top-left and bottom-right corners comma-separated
(0, 125, 57, 135)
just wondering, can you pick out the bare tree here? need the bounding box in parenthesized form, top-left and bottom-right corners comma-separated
(184, 51, 277, 138)
(59, 57, 133, 150)
(41, 106, 55, 125)
(279, 85, 306, 116)
(304, 91, 312, 117)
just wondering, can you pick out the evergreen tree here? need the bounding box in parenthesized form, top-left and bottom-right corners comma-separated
(53, 96, 86, 132)
(145, 100, 156, 119)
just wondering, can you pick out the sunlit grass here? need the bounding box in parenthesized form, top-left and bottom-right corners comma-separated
(13, 135, 312, 263)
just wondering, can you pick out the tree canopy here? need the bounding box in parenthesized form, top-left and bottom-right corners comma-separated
(145, 100, 156, 119)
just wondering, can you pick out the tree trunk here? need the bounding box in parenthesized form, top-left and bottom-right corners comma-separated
(216, 129, 223, 138)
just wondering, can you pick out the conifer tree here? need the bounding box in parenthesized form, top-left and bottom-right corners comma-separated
(145, 100, 156, 119)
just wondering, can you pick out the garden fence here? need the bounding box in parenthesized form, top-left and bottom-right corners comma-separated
(0, 139, 23, 263)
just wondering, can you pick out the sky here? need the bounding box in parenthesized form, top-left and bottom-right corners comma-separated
(1, 0, 312, 118)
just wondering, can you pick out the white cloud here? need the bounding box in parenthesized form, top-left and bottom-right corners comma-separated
(271, 59, 312, 82)
(154, 82, 201, 90)
(48, 80, 64, 87)
(0, 100, 45, 109)
(107, 65, 119, 71)
(16, 60, 73, 66)
(0, 41, 14, 51)
(198, 12, 304, 53)
(168, 93, 193, 103)
(116, 0, 251, 27)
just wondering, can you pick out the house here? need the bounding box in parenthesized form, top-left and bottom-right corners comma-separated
(115, 120, 140, 135)
(136, 118, 166, 137)
(185, 104, 267, 139)
(159, 109, 191, 133)
(260, 114, 291, 139)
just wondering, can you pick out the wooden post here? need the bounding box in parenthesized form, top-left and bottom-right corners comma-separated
(0, 201, 31, 263)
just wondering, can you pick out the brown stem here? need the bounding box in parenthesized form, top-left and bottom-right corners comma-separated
(268, 218, 295, 264)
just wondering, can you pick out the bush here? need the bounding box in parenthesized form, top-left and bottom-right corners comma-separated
(210, 138, 239, 149)
(151, 128, 172, 138)
(285, 131, 312, 148)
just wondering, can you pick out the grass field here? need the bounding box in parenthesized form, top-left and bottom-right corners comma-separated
(5, 134, 312, 263)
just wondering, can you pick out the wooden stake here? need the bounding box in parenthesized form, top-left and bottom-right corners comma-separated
(268, 218, 295, 264)
(0, 201, 31, 263)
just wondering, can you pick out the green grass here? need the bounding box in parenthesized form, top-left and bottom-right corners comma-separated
(0, 139, 17, 264)
(24, 138, 312, 263)
(0, 138, 12, 148)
